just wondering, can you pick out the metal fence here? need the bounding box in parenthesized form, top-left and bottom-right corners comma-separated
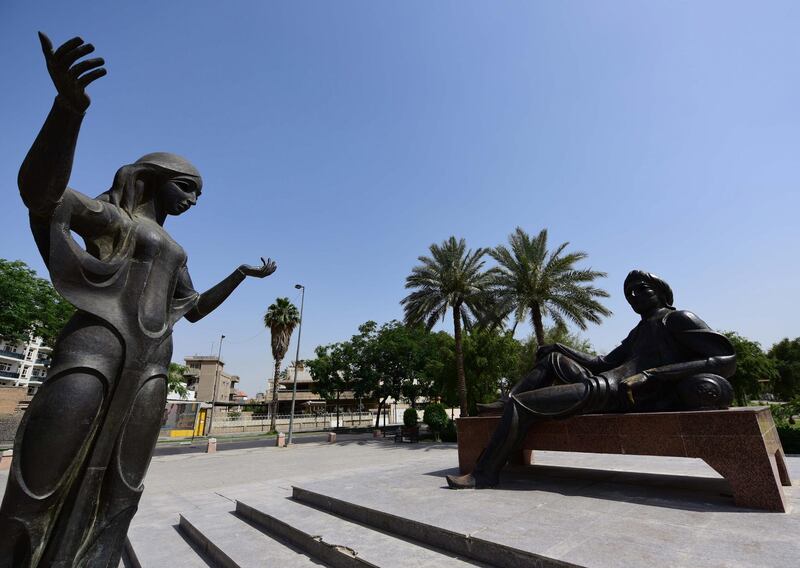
(209, 411, 376, 434)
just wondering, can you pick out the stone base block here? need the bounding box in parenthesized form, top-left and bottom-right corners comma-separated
(457, 406, 791, 512)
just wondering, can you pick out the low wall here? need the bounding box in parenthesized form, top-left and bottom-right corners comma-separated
(209, 413, 374, 435)
(0, 386, 28, 446)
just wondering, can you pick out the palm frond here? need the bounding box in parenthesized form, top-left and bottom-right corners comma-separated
(491, 227, 610, 336)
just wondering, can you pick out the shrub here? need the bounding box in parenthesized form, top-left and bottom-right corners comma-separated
(770, 397, 800, 426)
(403, 407, 419, 428)
(441, 419, 457, 443)
(777, 424, 800, 454)
(423, 403, 449, 433)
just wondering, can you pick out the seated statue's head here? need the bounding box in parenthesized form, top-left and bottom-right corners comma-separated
(98, 152, 203, 224)
(623, 270, 674, 316)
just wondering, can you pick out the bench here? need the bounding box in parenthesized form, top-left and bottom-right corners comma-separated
(380, 426, 400, 438)
(456, 406, 792, 512)
(395, 426, 419, 444)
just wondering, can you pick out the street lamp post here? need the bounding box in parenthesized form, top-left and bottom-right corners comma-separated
(206, 334, 225, 435)
(286, 284, 305, 446)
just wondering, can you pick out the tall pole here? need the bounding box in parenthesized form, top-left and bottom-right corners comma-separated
(286, 284, 305, 446)
(206, 334, 225, 435)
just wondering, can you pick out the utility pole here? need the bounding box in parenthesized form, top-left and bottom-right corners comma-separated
(286, 284, 305, 446)
(206, 334, 225, 435)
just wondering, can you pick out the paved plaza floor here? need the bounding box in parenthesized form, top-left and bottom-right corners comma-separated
(1, 437, 797, 566)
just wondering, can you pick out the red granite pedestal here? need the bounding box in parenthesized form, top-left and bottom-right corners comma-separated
(456, 406, 792, 512)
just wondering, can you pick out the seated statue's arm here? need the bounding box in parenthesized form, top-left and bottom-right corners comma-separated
(550, 341, 628, 373)
(183, 258, 277, 323)
(642, 311, 736, 382)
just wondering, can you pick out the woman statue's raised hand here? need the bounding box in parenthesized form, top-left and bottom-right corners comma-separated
(38, 32, 106, 113)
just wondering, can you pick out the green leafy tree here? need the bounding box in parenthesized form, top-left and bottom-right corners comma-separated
(167, 363, 189, 399)
(400, 327, 449, 407)
(364, 321, 431, 427)
(340, 321, 437, 427)
(0, 258, 74, 345)
(723, 332, 778, 405)
(419, 327, 522, 412)
(490, 228, 610, 345)
(402, 236, 493, 417)
(461, 328, 521, 413)
(307, 342, 354, 428)
(419, 331, 458, 408)
(768, 338, 800, 401)
(348, 321, 383, 424)
(263, 297, 300, 432)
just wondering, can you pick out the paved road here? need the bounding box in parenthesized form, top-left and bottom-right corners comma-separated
(153, 431, 376, 456)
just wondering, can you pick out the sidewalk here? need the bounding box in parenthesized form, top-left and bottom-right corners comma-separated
(2, 441, 797, 567)
(131, 440, 798, 567)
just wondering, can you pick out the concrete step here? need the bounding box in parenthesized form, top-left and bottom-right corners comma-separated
(290, 486, 576, 568)
(236, 494, 484, 568)
(125, 514, 212, 568)
(179, 505, 323, 568)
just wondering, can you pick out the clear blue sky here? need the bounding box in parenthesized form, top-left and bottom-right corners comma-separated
(2, 1, 799, 397)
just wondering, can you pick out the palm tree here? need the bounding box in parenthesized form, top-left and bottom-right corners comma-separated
(402, 236, 492, 417)
(264, 297, 301, 432)
(490, 227, 611, 345)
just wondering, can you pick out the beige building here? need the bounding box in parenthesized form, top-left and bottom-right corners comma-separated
(184, 355, 240, 405)
(275, 362, 360, 414)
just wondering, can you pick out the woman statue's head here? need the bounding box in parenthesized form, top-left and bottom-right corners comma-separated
(98, 152, 203, 224)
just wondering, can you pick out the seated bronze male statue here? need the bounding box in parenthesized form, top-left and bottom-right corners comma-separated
(446, 270, 736, 489)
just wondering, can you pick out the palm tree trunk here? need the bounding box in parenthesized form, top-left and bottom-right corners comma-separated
(453, 303, 469, 417)
(531, 304, 546, 346)
(269, 358, 281, 432)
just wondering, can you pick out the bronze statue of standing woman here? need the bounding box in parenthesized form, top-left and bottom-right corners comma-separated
(0, 33, 276, 567)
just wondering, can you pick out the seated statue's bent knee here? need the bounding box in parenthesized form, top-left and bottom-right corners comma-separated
(511, 351, 587, 397)
(512, 372, 618, 418)
(675, 373, 734, 410)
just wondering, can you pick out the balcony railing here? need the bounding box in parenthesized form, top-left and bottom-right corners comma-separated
(0, 350, 23, 360)
(0, 370, 20, 379)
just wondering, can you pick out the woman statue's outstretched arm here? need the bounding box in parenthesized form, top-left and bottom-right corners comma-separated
(182, 258, 278, 323)
(19, 33, 106, 219)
